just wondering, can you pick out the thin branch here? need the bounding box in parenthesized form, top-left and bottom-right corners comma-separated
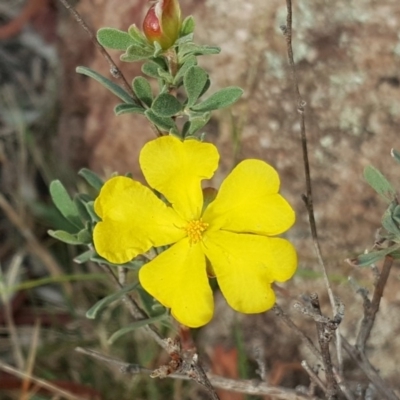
(341, 336, 399, 400)
(282, 0, 343, 373)
(274, 305, 322, 363)
(356, 255, 394, 352)
(301, 360, 326, 394)
(98, 264, 168, 351)
(309, 294, 341, 400)
(277, 303, 355, 399)
(57, 0, 138, 103)
(75, 347, 312, 400)
(0, 361, 85, 400)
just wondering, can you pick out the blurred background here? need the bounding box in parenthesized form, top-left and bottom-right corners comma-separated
(1, 0, 400, 398)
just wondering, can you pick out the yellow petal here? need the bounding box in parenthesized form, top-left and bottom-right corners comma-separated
(203, 159, 295, 235)
(93, 176, 185, 264)
(202, 230, 297, 313)
(140, 136, 219, 221)
(139, 238, 213, 327)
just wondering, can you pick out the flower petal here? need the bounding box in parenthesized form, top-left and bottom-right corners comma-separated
(94, 176, 185, 264)
(139, 238, 213, 327)
(202, 230, 297, 313)
(140, 136, 219, 221)
(203, 159, 295, 235)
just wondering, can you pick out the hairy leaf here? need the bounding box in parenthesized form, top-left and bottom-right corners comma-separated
(191, 87, 243, 112)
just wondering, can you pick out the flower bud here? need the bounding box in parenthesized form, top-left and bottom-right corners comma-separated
(143, 0, 182, 50)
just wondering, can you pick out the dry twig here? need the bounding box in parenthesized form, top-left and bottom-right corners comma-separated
(356, 255, 394, 352)
(281, 0, 346, 379)
(309, 294, 341, 400)
(75, 347, 312, 400)
(57, 0, 136, 102)
(0, 361, 85, 400)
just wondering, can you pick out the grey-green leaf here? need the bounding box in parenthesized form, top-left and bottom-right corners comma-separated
(74, 195, 92, 222)
(74, 250, 94, 264)
(76, 66, 135, 104)
(114, 103, 145, 116)
(77, 229, 92, 244)
(180, 16, 195, 36)
(191, 87, 243, 112)
(179, 42, 220, 59)
(145, 109, 177, 132)
(187, 113, 211, 136)
(348, 246, 400, 267)
(364, 165, 396, 202)
(97, 28, 135, 50)
(49, 180, 82, 229)
(78, 168, 104, 191)
(142, 61, 162, 78)
(108, 312, 168, 343)
(127, 24, 148, 46)
(184, 66, 209, 107)
(173, 56, 197, 85)
(121, 44, 154, 62)
(132, 76, 153, 107)
(86, 282, 139, 319)
(382, 206, 400, 236)
(48, 230, 83, 245)
(152, 93, 182, 117)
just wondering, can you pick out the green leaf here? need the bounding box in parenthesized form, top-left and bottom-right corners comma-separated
(78, 168, 104, 191)
(156, 68, 174, 84)
(349, 245, 400, 267)
(76, 66, 135, 104)
(77, 229, 92, 244)
(145, 110, 177, 132)
(108, 312, 168, 343)
(48, 230, 83, 245)
(127, 24, 148, 46)
(74, 195, 92, 222)
(180, 16, 195, 36)
(187, 113, 211, 136)
(97, 28, 135, 50)
(184, 66, 209, 107)
(152, 93, 182, 117)
(175, 33, 194, 46)
(142, 61, 165, 78)
(382, 205, 400, 236)
(179, 42, 220, 59)
(121, 44, 154, 62)
(114, 103, 145, 116)
(86, 282, 139, 319)
(74, 250, 94, 264)
(391, 148, 400, 164)
(173, 56, 197, 85)
(191, 87, 243, 112)
(132, 76, 153, 107)
(49, 180, 82, 229)
(85, 201, 100, 222)
(153, 41, 163, 57)
(364, 165, 396, 202)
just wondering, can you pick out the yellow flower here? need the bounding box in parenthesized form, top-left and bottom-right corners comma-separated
(93, 136, 297, 328)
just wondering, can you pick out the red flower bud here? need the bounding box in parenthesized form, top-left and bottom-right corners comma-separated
(143, 0, 181, 50)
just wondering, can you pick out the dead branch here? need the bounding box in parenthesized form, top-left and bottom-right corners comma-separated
(75, 347, 313, 400)
(341, 336, 398, 400)
(309, 294, 342, 400)
(356, 255, 394, 352)
(57, 0, 137, 102)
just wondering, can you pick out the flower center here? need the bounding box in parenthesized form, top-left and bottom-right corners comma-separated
(185, 219, 209, 244)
